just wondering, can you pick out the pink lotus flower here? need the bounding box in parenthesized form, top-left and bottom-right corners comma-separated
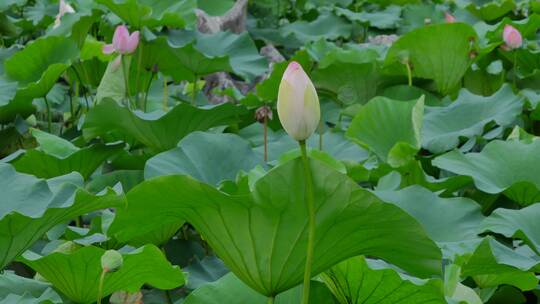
(103, 25, 140, 55)
(503, 24, 522, 50)
(53, 0, 75, 29)
(445, 12, 456, 23)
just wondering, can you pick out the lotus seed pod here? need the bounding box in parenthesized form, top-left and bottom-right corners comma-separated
(277, 61, 320, 141)
(101, 250, 123, 273)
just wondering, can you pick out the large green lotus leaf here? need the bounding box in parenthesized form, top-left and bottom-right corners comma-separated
(21, 245, 185, 303)
(459, 0, 515, 21)
(7, 144, 122, 180)
(82, 99, 246, 153)
(433, 140, 540, 206)
(29, 128, 78, 158)
(334, 6, 401, 29)
(195, 31, 268, 81)
(96, 0, 196, 28)
(4, 35, 78, 93)
(312, 48, 381, 105)
(0, 164, 124, 269)
(145, 131, 263, 184)
(384, 23, 478, 95)
(422, 85, 523, 153)
(374, 185, 484, 243)
(7, 143, 123, 180)
(141, 36, 230, 82)
(0, 36, 79, 122)
(382, 84, 440, 105)
(45, 12, 98, 48)
(321, 256, 445, 304)
(280, 12, 352, 44)
(481, 204, 540, 255)
(459, 237, 540, 291)
(399, 4, 445, 34)
(0, 272, 61, 303)
(346, 96, 423, 167)
(183, 272, 337, 304)
(116, 159, 441, 296)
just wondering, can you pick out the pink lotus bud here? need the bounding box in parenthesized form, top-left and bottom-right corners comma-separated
(53, 0, 75, 29)
(103, 25, 140, 55)
(503, 24, 522, 50)
(277, 61, 320, 141)
(445, 12, 456, 23)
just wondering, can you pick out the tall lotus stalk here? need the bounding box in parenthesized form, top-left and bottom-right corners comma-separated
(502, 24, 522, 87)
(103, 25, 140, 108)
(277, 61, 320, 304)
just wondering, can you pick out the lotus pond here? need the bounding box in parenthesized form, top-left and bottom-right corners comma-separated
(0, 0, 539, 303)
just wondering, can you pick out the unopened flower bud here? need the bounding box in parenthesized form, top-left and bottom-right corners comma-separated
(503, 24, 522, 50)
(101, 250, 123, 273)
(277, 61, 320, 141)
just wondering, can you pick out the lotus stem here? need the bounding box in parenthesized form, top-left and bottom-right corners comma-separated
(135, 46, 143, 108)
(513, 50, 517, 88)
(43, 95, 52, 133)
(163, 76, 168, 111)
(267, 296, 275, 304)
(121, 56, 132, 109)
(264, 115, 268, 162)
(144, 71, 155, 112)
(405, 61, 413, 87)
(70, 66, 90, 109)
(191, 75, 198, 106)
(97, 268, 107, 304)
(299, 140, 315, 304)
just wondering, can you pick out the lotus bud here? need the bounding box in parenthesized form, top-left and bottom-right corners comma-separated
(103, 25, 140, 55)
(277, 61, 320, 141)
(503, 24, 522, 50)
(101, 250, 123, 273)
(445, 12, 456, 23)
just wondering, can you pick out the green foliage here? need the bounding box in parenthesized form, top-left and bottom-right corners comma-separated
(1, 0, 540, 302)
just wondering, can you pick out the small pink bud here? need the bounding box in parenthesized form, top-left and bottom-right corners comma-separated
(445, 12, 456, 23)
(503, 24, 522, 50)
(103, 25, 140, 55)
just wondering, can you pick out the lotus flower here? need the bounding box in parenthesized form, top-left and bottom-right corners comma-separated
(103, 25, 140, 55)
(277, 61, 320, 141)
(53, 0, 75, 29)
(503, 24, 522, 50)
(445, 12, 456, 23)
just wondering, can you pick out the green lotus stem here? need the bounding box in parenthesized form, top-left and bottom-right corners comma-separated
(513, 50, 517, 88)
(97, 269, 107, 304)
(405, 61, 413, 86)
(267, 296, 275, 304)
(143, 71, 155, 112)
(164, 290, 173, 304)
(43, 95, 52, 133)
(191, 75, 198, 106)
(135, 46, 143, 108)
(264, 116, 268, 162)
(299, 140, 315, 304)
(70, 67, 90, 109)
(121, 56, 132, 108)
(163, 76, 169, 111)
